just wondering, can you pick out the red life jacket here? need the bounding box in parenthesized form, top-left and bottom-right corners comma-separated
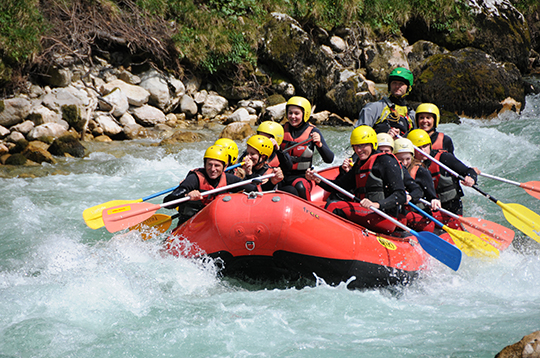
(431, 132, 445, 151)
(267, 153, 280, 168)
(281, 123, 314, 171)
(193, 168, 228, 205)
(353, 152, 388, 202)
(408, 163, 421, 180)
(427, 151, 458, 203)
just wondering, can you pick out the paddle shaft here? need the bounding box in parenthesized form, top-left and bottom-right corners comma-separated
(283, 137, 313, 153)
(480, 172, 540, 194)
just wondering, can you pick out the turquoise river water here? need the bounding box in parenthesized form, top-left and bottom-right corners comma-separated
(1, 94, 540, 357)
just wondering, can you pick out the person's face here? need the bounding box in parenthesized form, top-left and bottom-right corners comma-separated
(390, 80, 408, 97)
(246, 145, 262, 165)
(414, 144, 431, 160)
(287, 105, 304, 127)
(379, 145, 393, 154)
(353, 143, 373, 161)
(396, 152, 412, 168)
(205, 159, 224, 179)
(417, 113, 435, 133)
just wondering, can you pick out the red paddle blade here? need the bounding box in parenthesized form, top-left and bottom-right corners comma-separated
(522, 181, 540, 200)
(459, 216, 515, 251)
(102, 202, 160, 233)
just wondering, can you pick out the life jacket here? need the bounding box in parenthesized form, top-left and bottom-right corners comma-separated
(353, 152, 390, 202)
(250, 163, 275, 191)
(408, 163, 421, 180)
(281, 123, 314, 171)
(431, 132, 445, 151)
(193, 168, 228, 205)
(428, 151, 459, 203)
(267, 152, 280, 168)
(374, 97, 414, 136)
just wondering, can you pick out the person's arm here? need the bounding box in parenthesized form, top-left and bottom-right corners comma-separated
(312, 128, 334, 163)
(163, 172, 199, 206)
(440, 152, 477, 185)
(354, 102, 381, 128)
(443, 135, 455, 154)
(275, 149, 293, 171)
(374, 155, 407, 211)
(415, 166, 438, 201)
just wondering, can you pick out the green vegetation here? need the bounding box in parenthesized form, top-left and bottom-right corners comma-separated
(0, 0, 537, 90)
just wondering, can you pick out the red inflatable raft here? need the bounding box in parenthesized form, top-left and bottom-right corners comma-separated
(164, 166, 431, 289)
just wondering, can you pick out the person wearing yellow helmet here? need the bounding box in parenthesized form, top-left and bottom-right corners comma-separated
(163, 145, 257, 225)
(393, 137, 442, 232)
(355, 67, 415, 139)
(306, 126, 406, 233)
(256, 121, 293, 170)
(239, 135, 284, 190)
(407, 129, 477, 215)
(280, 96, 334, 200)
(415, 103, 454, 154)
(214, 137, 239, 166)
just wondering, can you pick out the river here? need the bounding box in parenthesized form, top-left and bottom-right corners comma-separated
(1, 94, 540, 357)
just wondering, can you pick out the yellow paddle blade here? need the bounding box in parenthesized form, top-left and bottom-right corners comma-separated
(444, 226, 499, 259)
(498, 202, 540, 243)
(83, 198, 143, 229)
(129, 214, 172, 240)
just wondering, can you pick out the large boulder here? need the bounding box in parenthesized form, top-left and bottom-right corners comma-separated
(48, 133, 86, 157)
(324, 69, 376, 120)
(260, 13, 340, 100)
(412, 47, 524, 118)
(219, 122, 255, 141)
(100, 79, 150, 107)
(363, 40, 409, 83)
(403, 0, 530, 72)
(131, 104, 166, 126)
(495, 331, 540, 358)
(0, 98, 33, 127)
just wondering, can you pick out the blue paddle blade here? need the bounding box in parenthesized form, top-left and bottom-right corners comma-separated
(412, 230, 462, 271)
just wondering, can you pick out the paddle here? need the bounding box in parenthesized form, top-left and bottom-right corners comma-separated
(83, 161, 245, 230)
(407, 201, 499, 258)
(283, 137, 313, 153)
(479, 172, 540, 200)
(313, 172, 461, 271)
(409, 141, 540, 244)
(129, 213, 179, 240)
(102, 173, 275, 233)
(418, 198, 514, 251)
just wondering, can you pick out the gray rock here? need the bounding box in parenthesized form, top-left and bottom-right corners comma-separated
(99, 87, 129, 117)
(27, 105, 62, 126)
(179, 95, 198, 118)
(140, 69, 171, 110)
(118, 70, 141, 85)
(201, 93, 228, 119)
(0, 125, 9, 138)
(131, 104, 167, 126)
(100, 79, 150, 107)
(94, 113, 123, 136)
(6, 131, 26, 143)
(262, 102, 287, 122)
(0, 98, 33, 127)
(330, 36, 347, 52)
(27, 123, 68, 141)
(11, 120, 35, 135)
(363, 41, 409, 83)
(118, 112, 137, 126)
(224, 107, 251, 124)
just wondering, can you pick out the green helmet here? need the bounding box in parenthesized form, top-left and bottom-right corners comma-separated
(388, 67, 414, 92)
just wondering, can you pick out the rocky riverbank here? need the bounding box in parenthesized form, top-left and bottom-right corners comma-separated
(1, 1, 540, 171)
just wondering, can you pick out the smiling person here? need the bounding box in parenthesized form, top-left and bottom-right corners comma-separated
(163, 145, 257, 225)
(407, 129, 477, 216)
(355, 67, 415, 139)
(306, 126, 406, 233)
(241, 135, 284, 191)
(280, 96, 334, 200)
(415, 103, 454, 154)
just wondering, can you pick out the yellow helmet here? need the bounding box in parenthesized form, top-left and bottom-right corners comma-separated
(257, 121, 284, 145)
(246, 135, 274, 158)
(393, 138, 415, 155)
(214, 138, 238, 165)
(204, 145, 229, 165)
(286, 96, 312, 122)
(416, 103, 440, 128)
(376, 133, 394, 150)
(407, 129, 432, 147)
(350, 125, 378, 150)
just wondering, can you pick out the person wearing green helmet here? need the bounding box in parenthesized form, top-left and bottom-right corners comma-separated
(415, 103, 454, 154)
(355, 67, 415, 139)
(280, 96, 334, 200)
(163, 145, 258, 225)
(306, 126, 406, 233)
